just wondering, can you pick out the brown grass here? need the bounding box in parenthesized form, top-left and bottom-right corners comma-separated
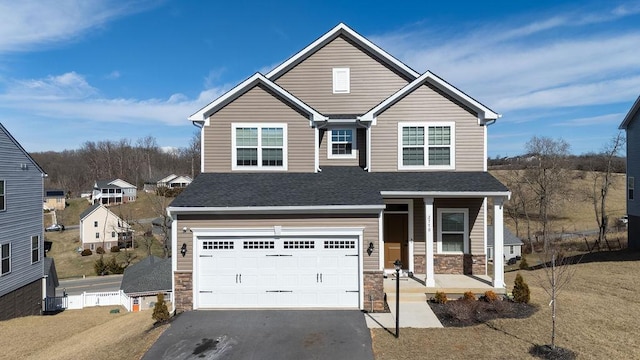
(372, 249, 640, 359)
(0, 307, 167, 360)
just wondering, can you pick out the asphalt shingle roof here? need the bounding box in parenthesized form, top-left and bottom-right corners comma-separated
(79, 203, 101, 220)
(120, 256, 171, 295)
(171, 167, 509, 208)
(487, 225, 524, 247)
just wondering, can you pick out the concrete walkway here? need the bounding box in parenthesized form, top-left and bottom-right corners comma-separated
(364, 301, 443, 329)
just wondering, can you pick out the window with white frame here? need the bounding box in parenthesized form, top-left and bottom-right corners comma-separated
(332, 68, 350, 94)
(328, 129, 356, 158)
(94, 221, 98, 228)
(437, 208, 468, 253)
(1, 243, 10, 275)
(398, 122, 455, 169)
(232, 124, 287, 170)
(0, 180, 5, 211)
(31, 236, 40, 263)
(95, 232, 100, 239)
(629, 176, 634, 201)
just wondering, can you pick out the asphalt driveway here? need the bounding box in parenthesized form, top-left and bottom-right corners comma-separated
(143, 310, 374, 360)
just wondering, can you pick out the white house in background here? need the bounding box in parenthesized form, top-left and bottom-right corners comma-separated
(91, 178, 137, 206)
(487, 225, 523, 262)
(157, 174, 193, 188)
(79, 204, 133, 251)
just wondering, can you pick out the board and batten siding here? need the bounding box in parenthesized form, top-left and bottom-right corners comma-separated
(273, 35, 411, 115)
(175, 214, 380, 272)
(0, 127, 44, 298)
(371, 83, 485, 172)
(203, 84, 315, 173)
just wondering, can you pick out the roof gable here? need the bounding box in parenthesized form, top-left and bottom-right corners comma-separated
(619, 95, 640, 129)
(158, 174, 178, 183)
(80, 203, 128, 226)
(359, 71, 499, 124)
(189, 73, 327, 122)
(266, 23, 419, 81)
(0, 122, 46, 175)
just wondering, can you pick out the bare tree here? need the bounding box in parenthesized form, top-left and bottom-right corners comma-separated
(522, 136, 570, 250)
(586, 132, 625, 250)
(503, 169, 534, 243)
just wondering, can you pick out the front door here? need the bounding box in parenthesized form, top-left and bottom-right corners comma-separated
(384, 213, 408, 269)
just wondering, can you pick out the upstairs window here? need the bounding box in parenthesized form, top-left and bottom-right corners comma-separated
(332, 68, 350, 94)
(232, 123, 287, 170)
(398, 122, 455, 170)
(94, 221, 98, 228)
(1, 243, 10, 275)
(31, 236, 39, 264)
(328, 129, 356, 159)
(0, 180, 4, 211)
(629, 176, 635, 201)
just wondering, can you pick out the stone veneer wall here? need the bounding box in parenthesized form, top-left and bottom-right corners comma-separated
(174, 271, 193, 312)
(434, 254, 487, 275)
(413, 255, 426, 274)
(0, 279, 42, 321)
(363, 270, 385, 312)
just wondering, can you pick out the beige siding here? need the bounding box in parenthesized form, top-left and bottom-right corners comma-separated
(432, 198, 485, 255)
(274, 35, 410, 114)
(318, 129, 360, 167)
(80, 207, 125, 247)
(203, 84, 315, 173)
(175, 214, 380, 272)
(371, 83, 485, 172)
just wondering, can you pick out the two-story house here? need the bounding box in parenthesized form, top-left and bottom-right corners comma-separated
(157, 174, 193, 189)
(0, 123, 49, 320)
(80, 204, 133, 251)
(91, 179, 137, 206)
(619, 95, 640, 250)
(168, 24, 510, 312)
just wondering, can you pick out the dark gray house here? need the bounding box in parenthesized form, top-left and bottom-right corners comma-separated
(0, 123, 49, 320)
(619, 95, 640, 250)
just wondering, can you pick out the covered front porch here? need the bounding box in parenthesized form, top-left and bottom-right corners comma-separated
(384, 273, 505, 304)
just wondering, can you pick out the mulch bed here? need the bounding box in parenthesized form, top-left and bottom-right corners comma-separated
(428, 299, 537, 327)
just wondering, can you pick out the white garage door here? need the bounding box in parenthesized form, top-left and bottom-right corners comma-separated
(196, 237, 360, 308)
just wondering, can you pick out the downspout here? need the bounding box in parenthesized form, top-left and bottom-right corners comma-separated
(192, 121, 204, 174)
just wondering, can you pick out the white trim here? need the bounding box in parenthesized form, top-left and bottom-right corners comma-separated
(378, 210, 384, 270)
(188, 73, 327, 122)
(424, 197, 435, 287)
(31, 235, 40, 264)
(436, 208, 469, 254)
(0, 179, 5, 212)
(397, 122, 455, 170)
(200, 125, 205, 173)
(168, 204, 385, 215)
(314, 127, 319, 172)
(366, 125, 372, 172)
(170, 215, 177, 314)
(231, 123, 288, 171)
(0, 242, 11, 276)
(493, 197, 505, 288)
(332, 67, 350, 94)
(483, 124, 488, 172)
(266, 23, 419, 80)
(359, 70, 499, 123)
(382, 191, 511, 198)
(327, 128, 357, 159)
(483, 198, 488, 275)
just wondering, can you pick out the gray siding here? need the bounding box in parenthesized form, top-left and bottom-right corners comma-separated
(274, 35, 411, 115)
(627, 111, 640, 218)
(371, 83, 484, 172)
(203, 84, 315, 173)
(0, 126, 44, 298)
(175, 214, 380, 272)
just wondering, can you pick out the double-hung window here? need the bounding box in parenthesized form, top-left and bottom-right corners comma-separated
(31, 236, 40, 263)
(628, 176, 634, 201)
(1, 243, 10, 275)
(0, 180, 5, 211)
(232, 123, 287, 170)
(398, 122, 455, 170)
(437, 208, 468, 253)
(328, 129, 356, 159)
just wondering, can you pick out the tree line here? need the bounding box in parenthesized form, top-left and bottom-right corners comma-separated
(31, 132, 201, 197)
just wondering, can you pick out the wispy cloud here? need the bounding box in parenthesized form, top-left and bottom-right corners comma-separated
(552, 113, 625, 127)
(105, 70, 121, 79)
(0, 0, 160, 54)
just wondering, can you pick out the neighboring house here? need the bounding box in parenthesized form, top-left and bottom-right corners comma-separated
(168, 23, 510, 312)
(44, 189, 66, 210)
(43, 257, 59, 298)
(79, 204, 133, 251)
(619, 95, 640, 250)
(157, 174, 193, 189)
(487, 226, 523, 262)
(0, 123, 53, 320)
(91, 179, 137, 205)
(120, 256, 171, 312)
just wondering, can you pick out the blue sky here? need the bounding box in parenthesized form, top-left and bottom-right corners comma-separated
(1, 0, 639, 157)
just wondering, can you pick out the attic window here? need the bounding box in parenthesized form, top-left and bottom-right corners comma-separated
(333, 68, 350, 94)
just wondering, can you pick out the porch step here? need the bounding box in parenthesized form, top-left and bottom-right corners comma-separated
(386, 291, 427, 303)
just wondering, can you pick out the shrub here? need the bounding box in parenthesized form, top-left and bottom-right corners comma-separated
(94, 256, 107, 275)
(106, 255, 124, 274)
(96, 246, 105, 254)
(433, 291, 448, 304)
(462, 291, 476, 301)
(513, 273, 531, 304)
(110, 246, 120, 253)
(482, 290, 499, 302)
(519, 256, 529, 270)
(81, 249, 93, 256)
(152, 293, 170, 322)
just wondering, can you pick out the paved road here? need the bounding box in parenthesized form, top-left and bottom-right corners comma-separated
(58, 274, 123, 296)
(143, 310, 374, 360)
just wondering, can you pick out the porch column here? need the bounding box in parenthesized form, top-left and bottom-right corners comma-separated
(424, 197, 435, 287)
(493, 197, 505, 288)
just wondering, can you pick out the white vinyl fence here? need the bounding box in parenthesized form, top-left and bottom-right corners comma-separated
(65, 290, 132, 311)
